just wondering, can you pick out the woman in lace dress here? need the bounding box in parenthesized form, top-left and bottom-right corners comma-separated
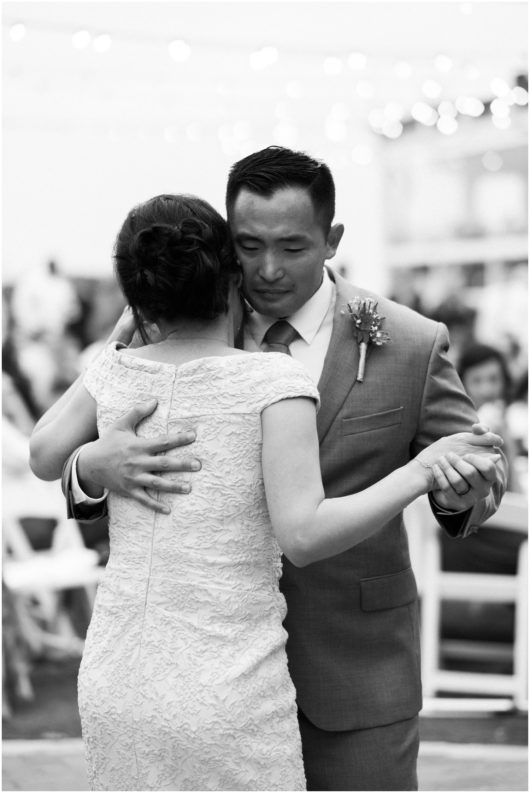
(30, 195, 501, 791)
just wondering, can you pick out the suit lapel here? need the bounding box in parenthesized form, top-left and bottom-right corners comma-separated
(317, 270, 368, 444)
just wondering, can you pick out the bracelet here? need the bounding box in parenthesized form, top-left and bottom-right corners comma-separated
(414, 458, 432, 471)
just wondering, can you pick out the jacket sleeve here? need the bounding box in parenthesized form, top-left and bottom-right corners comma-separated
(61, 448, 109, 523)
(413, 322, 507, 538)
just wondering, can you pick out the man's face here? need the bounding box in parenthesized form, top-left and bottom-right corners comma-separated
(229, 187, 343, 318)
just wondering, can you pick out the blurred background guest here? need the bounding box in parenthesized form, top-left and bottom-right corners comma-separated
(441, 341, 526, 652)
(458, 342, 522, 492)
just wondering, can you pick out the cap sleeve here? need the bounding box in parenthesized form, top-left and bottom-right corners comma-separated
(250, 353, 320, 413)
(82, 343, 114, 401)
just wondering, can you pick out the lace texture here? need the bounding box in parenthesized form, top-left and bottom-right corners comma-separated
(78, 345, 319, 791)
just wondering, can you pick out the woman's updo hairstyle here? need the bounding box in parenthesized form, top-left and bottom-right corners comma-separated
(114, 194, 240, 335)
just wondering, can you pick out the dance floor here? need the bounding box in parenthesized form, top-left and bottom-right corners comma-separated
(3, 658, 528, 791)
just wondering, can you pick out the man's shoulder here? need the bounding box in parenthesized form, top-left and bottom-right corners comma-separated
(331, 269, 440, 337)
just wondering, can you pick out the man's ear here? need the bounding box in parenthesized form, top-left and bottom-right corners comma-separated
(325, 223, 345, 259)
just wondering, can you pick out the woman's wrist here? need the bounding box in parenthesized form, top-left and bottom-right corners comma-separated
(407, 458, 433, 495)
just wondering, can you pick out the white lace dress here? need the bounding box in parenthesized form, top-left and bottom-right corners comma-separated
(78, 345, 319, 791)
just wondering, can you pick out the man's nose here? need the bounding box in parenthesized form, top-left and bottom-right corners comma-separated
(259, 252, 284, 282)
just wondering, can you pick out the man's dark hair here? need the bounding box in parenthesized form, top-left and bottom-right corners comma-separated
(226, 146, 335, 233)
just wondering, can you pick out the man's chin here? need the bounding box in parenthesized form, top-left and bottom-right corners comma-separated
(247, 292, 294, 318)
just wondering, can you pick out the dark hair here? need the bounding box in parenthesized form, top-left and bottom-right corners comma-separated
(458, 343, 512, 396)
(225, 146, 336, 233)
(114, 194, 239, 337)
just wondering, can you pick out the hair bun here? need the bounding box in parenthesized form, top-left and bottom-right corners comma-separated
(131, 224, 177, 267)
(114, 193, 239, 327)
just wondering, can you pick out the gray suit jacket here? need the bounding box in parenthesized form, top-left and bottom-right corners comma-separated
(279, 269, 506, 731)
(62, 268, 507, 732)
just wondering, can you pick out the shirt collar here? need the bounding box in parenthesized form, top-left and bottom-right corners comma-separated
(247, 268, 334, 346)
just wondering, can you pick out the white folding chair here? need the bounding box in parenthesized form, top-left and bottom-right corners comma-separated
(3, 476, 103, 655)
(418, 492, 528, 710)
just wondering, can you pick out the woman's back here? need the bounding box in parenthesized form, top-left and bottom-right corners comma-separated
(78, 343, 318, 791)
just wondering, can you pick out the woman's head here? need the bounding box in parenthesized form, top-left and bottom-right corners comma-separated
(114, 194, 240, 334)
(458, 343, 512, 408)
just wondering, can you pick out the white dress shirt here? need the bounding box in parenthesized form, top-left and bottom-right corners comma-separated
(244, 268, 336, 385)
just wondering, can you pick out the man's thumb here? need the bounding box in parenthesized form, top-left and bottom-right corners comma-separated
(471, 429, 503, 447)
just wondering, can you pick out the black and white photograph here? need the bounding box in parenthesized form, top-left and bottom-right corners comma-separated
(2, 1, 528, 791)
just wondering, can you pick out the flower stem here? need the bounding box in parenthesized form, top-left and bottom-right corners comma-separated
(357, 341, 368, 382)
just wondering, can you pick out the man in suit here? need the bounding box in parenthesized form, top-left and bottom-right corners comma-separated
(62, 146, 506, 790)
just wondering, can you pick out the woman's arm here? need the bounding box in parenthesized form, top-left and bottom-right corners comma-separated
(30, 382, 98, 481)
(262, 397, 502, 568)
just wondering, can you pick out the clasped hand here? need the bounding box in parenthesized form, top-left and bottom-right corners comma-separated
(415, 423, 503, 510)
(77, 399, 200, 514)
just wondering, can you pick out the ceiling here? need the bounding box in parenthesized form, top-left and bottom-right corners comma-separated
(3, 1, 528, 141)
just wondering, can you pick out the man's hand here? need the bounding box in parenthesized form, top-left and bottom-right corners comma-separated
(106, 306, 162, 348)
(430, 423, 504, 512)
(77, 399, 200, 514)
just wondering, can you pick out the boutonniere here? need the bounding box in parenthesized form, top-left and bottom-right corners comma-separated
(342, 297, 391, 383)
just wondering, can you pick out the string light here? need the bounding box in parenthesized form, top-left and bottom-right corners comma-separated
(482, 150, 503, 172)
(394, 60, 412, 79)
(249, 46, 278, 70)
(490, 98, 510, 118)
(492, 116, 511, 130)
(411, 102, 438, 126)
(437, 116, 458, 135)
(323, 56, 343, 76)
(3, 17, 527, 144)
(422, 79, 442, 100)
(169, 40, 191, 62)
(368, 108, 385, 132)
(384, 102, 404, 121)
(434, 54, 453, 73)
(347, 52, 367, 71)
(9, 23, 26, 42)
(455, 96, 485, 117)
(382, 120, 403, 139)
(490, 77, 511, 97)
(355, 79, 374, 99)
(512, 86, 529, 106)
